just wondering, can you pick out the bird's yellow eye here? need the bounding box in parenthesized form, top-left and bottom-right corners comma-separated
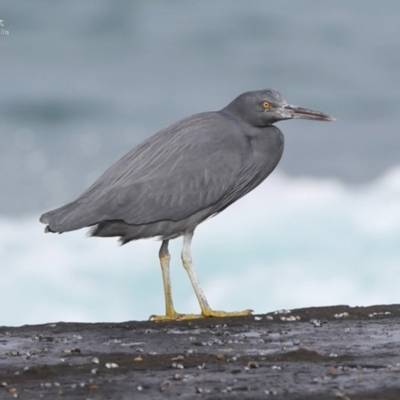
(262, 101, 270, 109)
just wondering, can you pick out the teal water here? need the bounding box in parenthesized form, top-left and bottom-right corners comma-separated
(2, 170, 400, 326)
(0, 1, 399, 325)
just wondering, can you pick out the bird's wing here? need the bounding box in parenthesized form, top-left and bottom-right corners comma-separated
(42, 112, 251, 232)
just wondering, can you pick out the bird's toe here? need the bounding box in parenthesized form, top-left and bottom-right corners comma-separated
(201, 308, 253, 318)
(149, 312, 203, 321)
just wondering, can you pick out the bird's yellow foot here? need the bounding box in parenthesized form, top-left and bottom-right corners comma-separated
(201, 309, 253, 318)
(149, 312, 203, 321)
(150, 309, 253, 321)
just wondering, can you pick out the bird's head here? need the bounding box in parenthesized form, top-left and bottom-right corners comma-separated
(223, 89, 335, 127)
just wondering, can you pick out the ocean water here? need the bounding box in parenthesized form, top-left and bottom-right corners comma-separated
(2, 169, 400, 326)
(1, 1, 400, 326)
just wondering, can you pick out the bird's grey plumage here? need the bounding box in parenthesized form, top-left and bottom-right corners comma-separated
(40, 88, 335, 320)
(40, 89, 333, 244)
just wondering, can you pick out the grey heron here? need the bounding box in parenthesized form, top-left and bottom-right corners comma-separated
(40, 89, 335, 320)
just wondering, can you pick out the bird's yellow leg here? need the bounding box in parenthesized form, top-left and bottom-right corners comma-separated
(150, 234, 252, 322)
(181, 231, 253, 319)
(150, 240, 181, 321)
(150, 240, 203, 321)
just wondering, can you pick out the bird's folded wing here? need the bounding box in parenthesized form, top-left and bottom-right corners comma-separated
(42, 112, 248, 232)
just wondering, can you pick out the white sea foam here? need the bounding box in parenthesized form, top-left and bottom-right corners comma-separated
(1, 169, 400, 326)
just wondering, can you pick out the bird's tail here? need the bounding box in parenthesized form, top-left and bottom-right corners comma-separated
(39, 201, 83, 233)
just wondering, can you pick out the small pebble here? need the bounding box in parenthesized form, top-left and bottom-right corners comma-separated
(275, 309, 291, 315)
(334, 391, 350, 400)
(160, 380, 170, 392)
(135, 347, 144, 353)
(171, 355, 184, 361)
(280, 315, 298, 321)
(73, 334, 83, 340)
(105, 362, 119, 368)
(247, 361, 259, 369)
(71, 348, 81, 353)
(334, 312, 349, 319)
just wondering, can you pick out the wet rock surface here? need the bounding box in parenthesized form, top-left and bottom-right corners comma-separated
(1, 304, 400, 399)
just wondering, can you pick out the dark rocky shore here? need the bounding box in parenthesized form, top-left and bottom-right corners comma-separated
(1, 305, 400, 399)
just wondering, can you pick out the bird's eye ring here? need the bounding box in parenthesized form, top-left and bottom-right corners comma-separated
(262, 101, 270, 109)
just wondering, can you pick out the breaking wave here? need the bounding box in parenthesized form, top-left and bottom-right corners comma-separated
(1, 169, 400, 326)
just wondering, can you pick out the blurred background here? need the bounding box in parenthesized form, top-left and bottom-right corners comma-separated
(1, 1, 399, 326)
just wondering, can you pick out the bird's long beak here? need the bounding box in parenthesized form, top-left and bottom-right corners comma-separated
(284, 104, 336, 122)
